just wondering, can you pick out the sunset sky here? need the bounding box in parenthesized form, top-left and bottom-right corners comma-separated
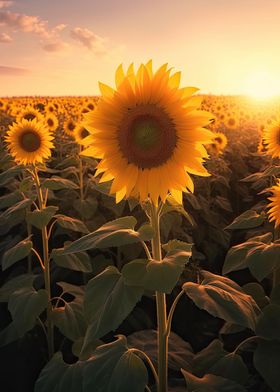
(1, 0, 280, 97)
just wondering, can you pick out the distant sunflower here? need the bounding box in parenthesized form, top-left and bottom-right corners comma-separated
(5, 119, 54, 165)
(17, 106, 42, 122)
(83, 61, 213, 205)
(263, 120, 280, 158)
(64, 118, 76, 137)
(45, 113, 59, 132)
(267, 180, 280, 228)
(74, 125, 90, 144)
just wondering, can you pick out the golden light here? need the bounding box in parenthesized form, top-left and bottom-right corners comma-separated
(244, 71, 280, 100)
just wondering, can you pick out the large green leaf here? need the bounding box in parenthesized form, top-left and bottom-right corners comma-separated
(0, 165, 23, 186)
(192, 339, 227, 377)
(26, 206, 58, 229)
(35, 336, 148, 392)
(2, 238, 32, 271)
(145, 250, 190, 293)
(42, 176, 79, 190)
(8, 287, 48, 335)
(225, 210, 265, 230)
(0, 274, 36, 302)
(82, 266, 143, 353)
(52, 296, 87, 342)
(51, 248, 92, 272)
(254, 340, 280, 392)
(0, 198, 32, 221)
(60, 216, 147, 254)
(0, 191, 22, 210)
(208, 353, 249, 385)
(223, 233, 280, 281)
(182, 369, 246, 392)
(256, 304, 280, 341)
(55, 214, 89, 234)
(183, 270, 260, 330)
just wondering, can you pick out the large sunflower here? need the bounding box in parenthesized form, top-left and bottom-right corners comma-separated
(263, 120, 280, 158)
(5, 118, 54, 165)
(83, 61, 214, 205)
(267, 180, 280, 228)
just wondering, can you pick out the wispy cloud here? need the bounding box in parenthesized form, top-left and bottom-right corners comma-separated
(0, 10, 48, 35)
(42, 40, 68, 52)
(0, 31, 12, 42)
(70, 27, 106, 53)
(0, 65, 29, 75)
(0, 1, 13, 9)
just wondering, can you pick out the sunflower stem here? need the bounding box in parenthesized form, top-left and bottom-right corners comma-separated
(33, 167, 54, 359)
(273, 227, 280, 289)
(149, 203, 168, 392)
(78, 145, 84, 202)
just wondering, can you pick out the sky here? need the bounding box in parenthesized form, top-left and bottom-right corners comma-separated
(1, 0, 280, 97)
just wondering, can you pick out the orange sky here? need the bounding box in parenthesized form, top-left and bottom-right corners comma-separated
(1, 0, 280, 97)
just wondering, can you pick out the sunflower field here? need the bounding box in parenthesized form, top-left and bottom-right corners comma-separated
(1, 63, 280, 392)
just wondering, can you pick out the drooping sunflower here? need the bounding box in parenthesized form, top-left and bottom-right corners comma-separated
(17, 105, 42, 123)
(209, 132, 228, 155)
(267, 180, 280, 228)
(83, 61, 214, 205)
(45, 113, 59, 132)
(5, 118, 54, 165)
(63, 118, 76, 137)
(263, 120, 280, 158)
(74, 124, 90, 144)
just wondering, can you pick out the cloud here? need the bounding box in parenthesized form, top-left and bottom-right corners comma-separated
(70, 27, 106, 53)
(0, 10, 48, 36)
(0, 31, 12, 42)
(0, 65, 29, 75)
(0, 1, 13, 9)
(42, 40, 67, 52)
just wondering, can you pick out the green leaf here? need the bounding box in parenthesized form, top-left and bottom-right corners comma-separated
(183, 270, 261, 330)
(247, 241, 280, 281)
(222, 233, 274, 278)
(8, 287, 48, 336)
(82, 266, 143, 353)
(162, 195, 196, 226)
(254, 340, 280, 392)
(57, 281, 85, 298)
(256, 304, 280, 341)
(52, 248, 92, 272)
(122, 259, 148, 287)
(193, 339, 227, 377)
(26, 206, 58, 229)
(0, 274, 36, 302)
(208, 353, 249, 384)
(2, 238, 32, 271)
(0, 198, 32, 220)
(52, 296, 87, 341)
(73, 197, 98, 219)
(55, 214, 89, 234)
(243, 283, 269, 309)
(182, 369, 246, 392)
(145, 250, 190, 293)
(35, 336, 148, 392)
(127, 329, 194, 372)
(0, 321, 22, 347)
(162, 239, 192, 253)
(137, 224, 154, 241)
(225, 210, 265, 230)
(42, 176, 79, 190)
(0, 165, 23, 186)
(60, 216, 142, 254)
(0, 191, 22, 210)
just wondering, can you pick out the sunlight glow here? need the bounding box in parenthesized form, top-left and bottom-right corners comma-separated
(244, 71, 280, 100)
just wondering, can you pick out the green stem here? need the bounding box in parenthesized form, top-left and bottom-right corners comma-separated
(78, 145, 84, 201)
(150, 203, 168, 392)
(273, 227, 280, 289)
(33, 167, 54, 359)
(166, 290, 184, 336)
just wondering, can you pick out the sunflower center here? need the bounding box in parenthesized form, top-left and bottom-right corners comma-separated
(24, 113, 36, 121)
(118, 104, 177, 169)
(215, 137, 222, 144)
(68, 122, 75, 131)
(19, 130, 41, 152)
(81, 128, 89, 139)
(47, 118, 54, 127)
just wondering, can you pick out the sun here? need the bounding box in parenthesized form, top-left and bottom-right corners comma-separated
(244, 71, 280, 100)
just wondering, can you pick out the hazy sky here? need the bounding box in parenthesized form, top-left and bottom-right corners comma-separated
(1, 0, 280, 96)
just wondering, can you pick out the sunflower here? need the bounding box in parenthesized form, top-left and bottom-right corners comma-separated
(83, 61, 213, 205)
(17, 106, 42, 122)
(74, 124, 90, 144)
(263, 120, 280, 158)
(267, 180, 280, 228)
(64, 118, 76, 137)
(5, 118, 54, 165)
(45, 113, 59, 132)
